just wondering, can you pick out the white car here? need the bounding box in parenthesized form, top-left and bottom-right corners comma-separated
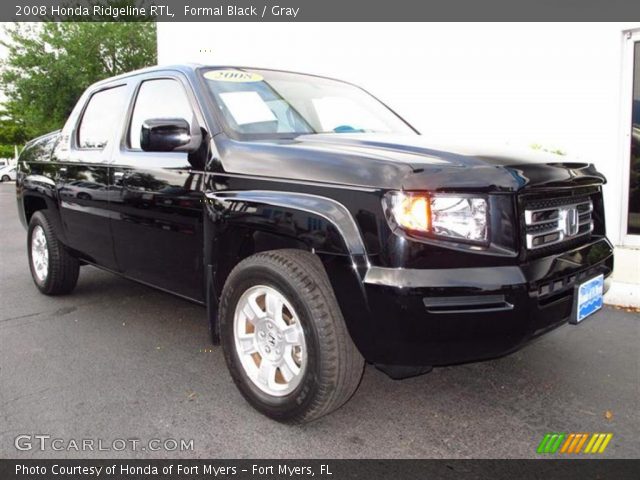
(0, 165, 17, 182)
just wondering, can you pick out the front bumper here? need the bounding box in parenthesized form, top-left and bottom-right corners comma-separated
(359, 237, 614, 366)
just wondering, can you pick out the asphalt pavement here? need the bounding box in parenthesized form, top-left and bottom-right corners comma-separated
(0, 182, 638, 459)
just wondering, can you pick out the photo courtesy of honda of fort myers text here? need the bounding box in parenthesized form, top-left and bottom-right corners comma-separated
(0, 0, 639, 479)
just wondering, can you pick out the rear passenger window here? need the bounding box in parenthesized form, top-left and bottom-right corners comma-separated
(129, 79, 194, 150)
(77, 86, 127, 149)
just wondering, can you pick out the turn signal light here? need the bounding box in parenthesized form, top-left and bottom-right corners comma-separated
(391, 194, 430, 232)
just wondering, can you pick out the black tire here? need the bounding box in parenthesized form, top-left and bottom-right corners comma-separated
(1, 175, 10, 182)
(219, 249, 364, 424)
(27, 211, 80, 295)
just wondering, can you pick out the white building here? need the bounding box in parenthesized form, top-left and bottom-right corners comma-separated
(158, 22, 640, 304)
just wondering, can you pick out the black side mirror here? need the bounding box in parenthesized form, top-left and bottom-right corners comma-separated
(140, 118, 202, 152)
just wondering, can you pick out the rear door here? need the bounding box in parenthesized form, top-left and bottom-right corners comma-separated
(109, 74, 206, 301)
(56, 84, 129, 269)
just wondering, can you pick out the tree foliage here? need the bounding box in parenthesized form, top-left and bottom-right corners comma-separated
(0, 21, 157, 156)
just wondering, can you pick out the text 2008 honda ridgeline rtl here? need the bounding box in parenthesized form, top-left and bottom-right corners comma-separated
(16, 65, 613, 422)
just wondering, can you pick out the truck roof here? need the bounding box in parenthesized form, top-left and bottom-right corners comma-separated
(88, 64, 352, 91)
(90, 63, 204, 88)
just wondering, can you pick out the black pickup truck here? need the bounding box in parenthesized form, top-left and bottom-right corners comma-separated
(16, 65, 613, 423)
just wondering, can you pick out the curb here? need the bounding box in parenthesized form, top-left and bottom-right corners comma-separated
(604, 281, 640, 309)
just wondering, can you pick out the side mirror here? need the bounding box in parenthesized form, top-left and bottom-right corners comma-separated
(140, 118, 202, 152)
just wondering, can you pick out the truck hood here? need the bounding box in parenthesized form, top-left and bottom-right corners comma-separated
(218, 133, 605, 192)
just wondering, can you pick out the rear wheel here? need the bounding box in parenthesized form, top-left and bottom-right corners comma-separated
(219, 249, 364, 423)
(1, 175, 10, 182)
(28, 211, 79, 295)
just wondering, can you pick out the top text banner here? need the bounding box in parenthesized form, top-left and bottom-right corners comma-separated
(6, 0, 640, 22)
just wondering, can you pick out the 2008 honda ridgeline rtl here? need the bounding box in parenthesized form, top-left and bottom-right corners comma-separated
(16, 65, 613, 423)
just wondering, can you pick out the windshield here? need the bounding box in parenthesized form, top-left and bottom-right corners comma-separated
(201, 68, 416, 138)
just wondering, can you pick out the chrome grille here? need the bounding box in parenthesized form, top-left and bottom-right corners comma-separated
(524, 197, 593, 250)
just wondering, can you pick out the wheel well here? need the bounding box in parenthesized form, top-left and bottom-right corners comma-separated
(215, 231, 309, 293)
(207, 233, 314, 346)
(24, 195, 47, 223)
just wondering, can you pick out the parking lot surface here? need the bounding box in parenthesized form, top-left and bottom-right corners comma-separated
(0, 183, 638, 458)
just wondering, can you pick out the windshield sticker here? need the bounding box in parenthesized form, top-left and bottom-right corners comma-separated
(204, 70, 264, 82)
(219, 91, 277, 125)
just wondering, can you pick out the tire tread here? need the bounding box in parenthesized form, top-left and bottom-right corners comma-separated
(29, 211, 79, 295)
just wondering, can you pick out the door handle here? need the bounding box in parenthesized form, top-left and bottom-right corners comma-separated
(56, 166, 67, 182)
(113, 170, 125, 186)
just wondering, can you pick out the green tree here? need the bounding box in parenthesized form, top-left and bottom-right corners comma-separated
(0, 110, 28, 157)
(0, 21, 157, 155)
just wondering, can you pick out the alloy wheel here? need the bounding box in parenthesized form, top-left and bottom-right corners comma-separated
(233, 285, 307, 397)
(31, 225, 49, 282)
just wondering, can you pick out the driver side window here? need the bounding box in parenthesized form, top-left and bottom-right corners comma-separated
(129, 78, 194, 150)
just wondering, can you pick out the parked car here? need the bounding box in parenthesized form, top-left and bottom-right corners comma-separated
(16, 65, 614, 423)
(0, 165, 16, 182)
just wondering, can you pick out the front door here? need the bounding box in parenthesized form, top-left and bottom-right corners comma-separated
(110, 76, 206, 301)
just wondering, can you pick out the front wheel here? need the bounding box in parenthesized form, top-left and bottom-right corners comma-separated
(1, 175, 10, 182)
(219, 250, 364, 423)
(28, 211, 80, 295)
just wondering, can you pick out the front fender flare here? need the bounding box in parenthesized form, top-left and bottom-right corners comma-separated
(203, 190, 371, 348)
(206, 190, 367, 256)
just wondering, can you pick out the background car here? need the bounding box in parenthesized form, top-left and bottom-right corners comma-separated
(0, 165, 17, 182)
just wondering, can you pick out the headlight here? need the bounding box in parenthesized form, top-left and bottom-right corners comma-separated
(384, 192, 488, 244)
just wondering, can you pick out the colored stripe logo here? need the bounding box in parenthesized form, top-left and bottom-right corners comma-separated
(537, 433, 613, 454)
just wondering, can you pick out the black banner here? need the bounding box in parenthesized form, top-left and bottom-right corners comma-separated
(5, 0, 640, 22)
(1, 460, 640, 480)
